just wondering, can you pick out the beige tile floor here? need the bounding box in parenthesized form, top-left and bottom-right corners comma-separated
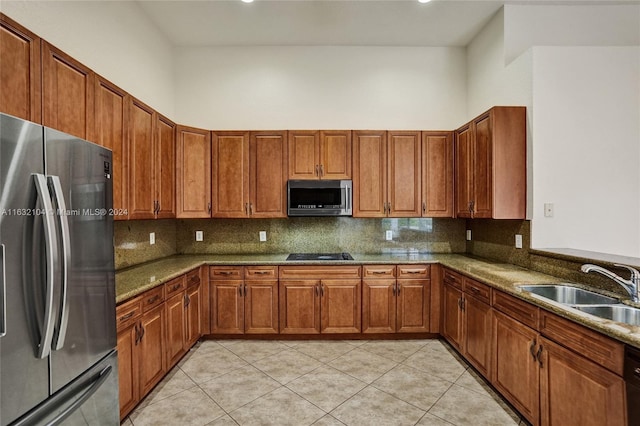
(122, 339, 529, 426)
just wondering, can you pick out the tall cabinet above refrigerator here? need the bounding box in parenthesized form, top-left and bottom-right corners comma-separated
(0, 113, 119, 426)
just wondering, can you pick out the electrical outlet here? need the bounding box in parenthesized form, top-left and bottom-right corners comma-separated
(259, 231, 267, 242)
(544, 203, 554, 217)
(149, 232, 155, 245)
(195, 231, 203, 242)
(385, 230, 393, 241)
(515, 234, 523, 249)
(466, 230, 472, 241)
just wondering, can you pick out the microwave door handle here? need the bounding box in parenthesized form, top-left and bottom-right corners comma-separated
(33, 174, 57, 359)
(49, 176, 70, 350)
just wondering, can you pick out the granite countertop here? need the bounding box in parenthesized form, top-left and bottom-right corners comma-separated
(115, 253, 640, 349)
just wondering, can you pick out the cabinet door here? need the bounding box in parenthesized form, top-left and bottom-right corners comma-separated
(279, 280, 320, 334)
(473, 113, 493, 218)
(211, 281, 244, 334)
(176, 126, 211, 218)
(455, 124, 473, 218)
(539, 337, 626, 426)
(156, 115, 176, 219)
(245, 280, 279, 334)
(250, 131, 287, 218)
(362, 279, 396, 333)
(139, 305, 166, 396)
(185, 284, 201, 347)
(116, 324, 139, 420)
(464, 295, 492, 378)
(320, 279, 361, 334)
(212, 132, 250, 217)
(422, 132, 453, 217)
(288, 131, 319, 179)
(94, 77, 128, 220)
(492, 310, 540, 425)
(396, 279, 430, 333)
(353, 131, 387, 217)
(166, 292, 187, 368)
(42, 42, 94, 140)
(128, 98, 155, 220)
(387, 132, 421, 217)
(442, 283, 463, 350)
(0, 14, 41, 122)
(319, 130, 351, 179)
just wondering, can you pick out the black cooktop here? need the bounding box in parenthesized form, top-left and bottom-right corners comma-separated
(286, 252, 354, 261)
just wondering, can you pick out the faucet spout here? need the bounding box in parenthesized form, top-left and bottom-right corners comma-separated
(581, 263, 640, 302)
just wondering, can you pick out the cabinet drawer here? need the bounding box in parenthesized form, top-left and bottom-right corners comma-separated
(141, 286, 164, 312)
(210, 266, 243, 280)
(279, 266, 361, 280)
(116, 297, 142, 331)
(363, 265, 396, 278)
(443, 268, 463, 290)
(397, 265, 430, 279)
(245, 266, 278, 279)
(540, 310, 624, 375)
(186, 268, 201, 288)
(165, 275, 186, 297)
(464, 279, 491, 304)
(492, 290, 539, 330)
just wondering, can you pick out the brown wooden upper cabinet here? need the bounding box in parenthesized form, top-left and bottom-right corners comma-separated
(42, 41, 95, 140)
(455, 106, 526, 219)
(288, 130, 351, 180)
(155, 114, 176, 219)
(0, 14, 41, 123)
(422, 132, 454, 217)
(212, 131, 287, 218)
(176, 126, 211, 218)
(127, 98, 155, 220)
(353, 131, 421, 217)
(94, 77, 129, 220)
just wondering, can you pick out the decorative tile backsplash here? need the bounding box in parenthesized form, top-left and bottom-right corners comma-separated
(114, 220, 177, 269)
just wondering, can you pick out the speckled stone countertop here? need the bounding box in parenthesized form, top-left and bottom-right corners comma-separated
(116, 253, 640, 349)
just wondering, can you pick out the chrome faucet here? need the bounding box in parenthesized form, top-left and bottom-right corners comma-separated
(581, 263, 640, 302)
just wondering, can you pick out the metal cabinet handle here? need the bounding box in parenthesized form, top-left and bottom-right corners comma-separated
(536, 345, 543, 367)
(469, 286, 480, 294)
(119, 311, 135, 322)
(315, 284, 319, 296)
(0, 244, 6, 337)
(320, 164, 324, 178)
(139, 323, 145, 342)
(208, 202, 212, 214)
(392, 283, 396, 295)
(134, 323, 140, 345)
(315, 164, 319, 176)
(249, 203, 253, 216)
(320, 283, 325, 296)
(184, 293, 190, 307)
(422, 202, 426, 214)
(396, 283, 401, 294)
(634, 367, 640, 378)
(372, 271, 388, 275)
(218, 271, 233, 276)
(253, 270, 269, 275)
(529, 339, 537, 361)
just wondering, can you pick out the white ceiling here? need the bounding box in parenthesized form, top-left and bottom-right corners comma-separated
(135, 0, 640, 47)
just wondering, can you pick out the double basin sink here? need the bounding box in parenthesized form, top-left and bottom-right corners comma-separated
(518, 284, 640, 326)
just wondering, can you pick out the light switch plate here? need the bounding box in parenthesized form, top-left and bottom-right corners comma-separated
(515, 234, 523, 249)
(195, 231, 203, 242)
(259, 231, 267, 242)
(149, 232, 155, 245)
(385, 230, 393, 241)
(466, 230, 472, 241)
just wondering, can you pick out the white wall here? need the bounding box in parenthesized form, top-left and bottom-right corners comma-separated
(531, 46, 640, 257)
(1, 0, 175, 118)
(504, 4, 640, 64)
(466, 9, 534, 218)
(174, 46, 467, 130)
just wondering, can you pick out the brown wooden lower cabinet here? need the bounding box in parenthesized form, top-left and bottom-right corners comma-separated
(362, 265, 431, 333)
(279, 266, 361, 334)
(210, 266, 279, 334)
(116, 268, 201, 420)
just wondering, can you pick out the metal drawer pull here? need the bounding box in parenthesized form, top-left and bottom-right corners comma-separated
(469, 287, 480, 294)
(372, 271, 388, 275)
(171, 283, 182, 292)
(253, 271, 270, 275)
(218, 271, 233, 276)
(147, 295, 160, 305)
(119, 312, 135, 322)
(404, 270, 422, 274)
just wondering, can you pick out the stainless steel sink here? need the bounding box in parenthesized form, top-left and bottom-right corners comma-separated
(518, 284, 620, 305)
(573, 305, 640, 326)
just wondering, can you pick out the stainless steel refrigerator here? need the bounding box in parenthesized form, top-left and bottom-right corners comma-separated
(0, 113, 119, 425)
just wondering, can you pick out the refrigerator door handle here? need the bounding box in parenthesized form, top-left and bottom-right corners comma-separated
(1, 243, 5, 337)
(49, 175, 71, 350)
(34, 173, 57, 359)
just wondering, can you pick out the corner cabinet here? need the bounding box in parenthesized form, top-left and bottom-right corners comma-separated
(455, 107, 526, 219)
(176, 125, 212, 218)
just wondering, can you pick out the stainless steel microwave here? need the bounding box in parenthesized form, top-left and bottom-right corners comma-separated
(287, 180, 352, 216)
